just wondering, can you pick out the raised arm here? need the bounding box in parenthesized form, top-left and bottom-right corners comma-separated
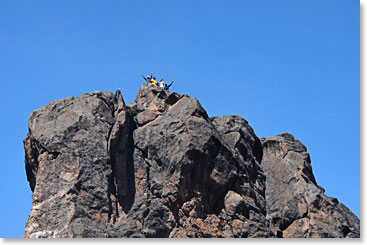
(142, 74, 147, 81)
(165, 81, 174, 90)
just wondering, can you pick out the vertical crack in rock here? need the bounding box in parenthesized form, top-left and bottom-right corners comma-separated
(108, 89, 137, 216)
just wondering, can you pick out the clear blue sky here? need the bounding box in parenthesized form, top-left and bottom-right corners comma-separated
(0, 0, 359, 238)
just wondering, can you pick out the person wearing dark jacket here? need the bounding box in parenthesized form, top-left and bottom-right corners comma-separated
(164, 81, 174, 91)
(142, 73, 153, 83)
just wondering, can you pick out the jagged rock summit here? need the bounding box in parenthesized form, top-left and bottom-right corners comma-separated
(23, 82, 360, 238)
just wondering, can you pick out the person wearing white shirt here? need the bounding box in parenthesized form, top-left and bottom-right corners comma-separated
(159, 79, 165, 88)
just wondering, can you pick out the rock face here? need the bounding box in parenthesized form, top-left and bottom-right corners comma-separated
(261, 134, 360, 238)
(23, 82, 360, 238)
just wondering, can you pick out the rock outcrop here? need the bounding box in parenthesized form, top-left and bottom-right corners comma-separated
(23, 82, 360, 238)
(261, 134, 360, 238)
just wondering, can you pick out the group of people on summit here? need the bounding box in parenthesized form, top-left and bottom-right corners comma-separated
(142, 73, 174, 91)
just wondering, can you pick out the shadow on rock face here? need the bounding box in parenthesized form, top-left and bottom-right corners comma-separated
(119, 140, 136, 214)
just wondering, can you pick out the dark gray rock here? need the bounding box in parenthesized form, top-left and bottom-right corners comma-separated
(23, 83, 360, 238)
(261, 133, 360, 237)
(23, 90, 135, 237)
(127, 83, 183, 127)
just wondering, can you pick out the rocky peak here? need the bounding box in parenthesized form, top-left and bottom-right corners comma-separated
(127, 83, 184, 127)
(23, 83, 360, 238)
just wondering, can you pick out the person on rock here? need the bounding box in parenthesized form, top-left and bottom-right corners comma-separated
(159, 79, 165, 88)
(164, 81, 174, 91)
(151, 76, 158, 86)
(142, 73, 153, 83)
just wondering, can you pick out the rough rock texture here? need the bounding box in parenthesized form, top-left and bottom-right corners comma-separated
(23, 82, 360, 238)
(261, 134, 360, 238)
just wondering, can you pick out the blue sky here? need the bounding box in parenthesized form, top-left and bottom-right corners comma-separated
(0, 0, 359, 238)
